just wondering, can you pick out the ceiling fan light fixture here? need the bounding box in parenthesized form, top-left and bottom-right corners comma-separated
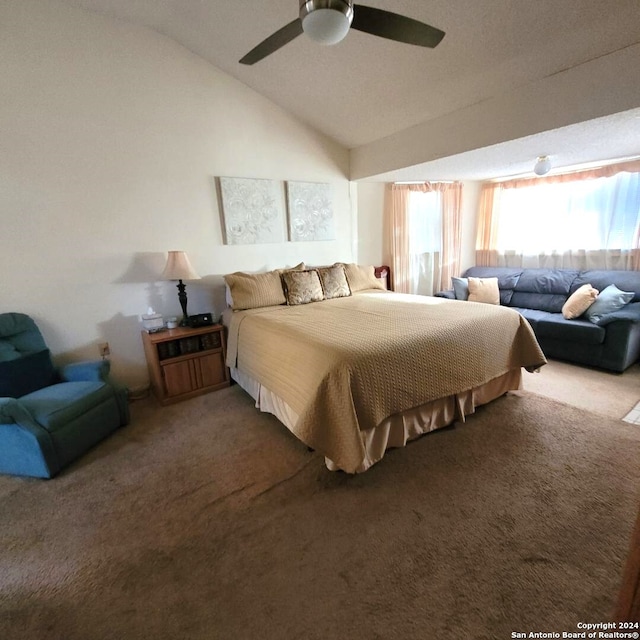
(300, 0, 354, 45)
(534, 155, 552, 176)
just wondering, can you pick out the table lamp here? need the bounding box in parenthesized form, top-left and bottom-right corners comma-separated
(161, 251, 201, 326)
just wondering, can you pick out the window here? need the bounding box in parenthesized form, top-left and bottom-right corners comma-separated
(387, 182, 462, 294)
(496, 172, 640, 253)
(407, 190, 442, 295)
(409, 190, 441, 254)
(476, 161, 640, 270)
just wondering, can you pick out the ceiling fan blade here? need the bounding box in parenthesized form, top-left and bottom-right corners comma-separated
(351, 5, 445, 48)
(239, 18, 304, 65)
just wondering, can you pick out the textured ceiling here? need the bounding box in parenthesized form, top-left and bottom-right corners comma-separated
(59, 0, 640, 179)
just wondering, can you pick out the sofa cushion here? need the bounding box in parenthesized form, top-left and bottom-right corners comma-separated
(507, 268, 579, 313)
(464, 267, 522, 305)
(535, 316, 606, 345)
(508, 292, 569, 313)
(514, 269, 580, 295)
(510, 307, 554, 330)
(0, 313, 48, 362)
(584, 284, 634, 324)
(572, 270, 640, 302)
(0, 350, 57, 398)
(20, 381, 114, 432)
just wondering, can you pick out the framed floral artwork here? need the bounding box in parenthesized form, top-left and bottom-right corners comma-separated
(219, 177, 286, 245)
(286, 181, 334, 242)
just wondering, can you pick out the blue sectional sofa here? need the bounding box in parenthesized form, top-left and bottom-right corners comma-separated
(435, 267, 640, 373)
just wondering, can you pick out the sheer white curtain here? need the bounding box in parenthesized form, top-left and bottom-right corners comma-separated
(477, 160, 640, 270)
(385, 182, 463, 294)
(407, 190, 442, 295)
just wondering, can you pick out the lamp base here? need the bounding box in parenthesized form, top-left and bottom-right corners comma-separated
(176, 279, 189, 326)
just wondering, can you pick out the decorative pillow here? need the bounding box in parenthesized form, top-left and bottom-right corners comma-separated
(224, 263, 305, 310)
(451, 277, 469, 301)
(467, 277, 500, 305)
(282, 269, 324, 305)
(338, 263, 385, 292)
(584, 284, 634, 324)
(317, 265, 351, 300)
(0, 349, 56, 398)
(561, 284, 599, 319)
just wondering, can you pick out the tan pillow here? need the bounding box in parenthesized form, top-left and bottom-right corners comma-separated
(338, 263, 385, 292)
(281, 269, 324, 305)
(562, 284, 599, 319)
(467, 277, 500, 305)
(224, 270, 286, 310)
(317, 265, 351, 300)
(224, 263, 305, 310)
(277, 262, 305, 274)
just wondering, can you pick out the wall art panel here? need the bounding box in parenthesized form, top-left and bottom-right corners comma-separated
(219, 177, 286, 245)
(286, 181, 334, 242)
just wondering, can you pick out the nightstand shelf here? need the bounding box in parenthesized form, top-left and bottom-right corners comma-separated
(142, 324, 230, 405)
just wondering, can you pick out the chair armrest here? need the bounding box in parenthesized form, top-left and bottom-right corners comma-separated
(0, 397, 41, 430)
(592, 302, 640, 326)
(0, 397, 58, 478)
(60, 359, 110, 382)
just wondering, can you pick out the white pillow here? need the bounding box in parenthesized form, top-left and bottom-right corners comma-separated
(562, 284, 598, 319)
(467, 277, 499, 305)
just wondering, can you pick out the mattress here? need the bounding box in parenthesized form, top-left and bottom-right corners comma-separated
(223, 290, 545, 472)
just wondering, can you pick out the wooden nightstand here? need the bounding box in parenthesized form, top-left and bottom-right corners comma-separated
(141, 324, 230, 405)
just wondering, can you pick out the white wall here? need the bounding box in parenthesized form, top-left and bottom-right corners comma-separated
(354, 183, 385, 267)
(459, 181, 481, 272)
(0, 0, 355, 391)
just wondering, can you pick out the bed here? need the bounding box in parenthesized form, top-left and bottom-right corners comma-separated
(223, 264, 547, 473)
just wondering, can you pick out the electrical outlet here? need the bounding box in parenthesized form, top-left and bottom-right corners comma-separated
(98, 342, 110, 357)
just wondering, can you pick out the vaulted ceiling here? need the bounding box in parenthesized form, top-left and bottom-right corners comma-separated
(59, 0, 640, 180)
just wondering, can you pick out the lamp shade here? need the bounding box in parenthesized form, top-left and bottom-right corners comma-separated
(534, 155, 552, 176)
(160, 251, 201, 281)
(300, 1, 353, 45)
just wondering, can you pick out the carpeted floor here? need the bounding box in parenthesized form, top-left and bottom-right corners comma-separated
(521, 359, 640, 420)
(1, 384, 639, 639)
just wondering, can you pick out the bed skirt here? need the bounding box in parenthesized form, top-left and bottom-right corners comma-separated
(229, 367, 523, 473)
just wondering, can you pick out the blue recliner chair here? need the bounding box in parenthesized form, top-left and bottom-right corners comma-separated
(0, 313, 129, 478)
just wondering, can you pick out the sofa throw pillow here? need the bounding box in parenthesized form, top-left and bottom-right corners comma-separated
(562, 284, 599, 319)
(282, 269, 324, 305)
(467, 277, 500, 305)
(317, 265, 351, 300)
(0, 349, 56, 398)
(584, 284, 634, 324)
(451, 277, 469, 301)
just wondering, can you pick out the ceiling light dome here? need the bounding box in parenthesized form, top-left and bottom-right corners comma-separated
(534, 155, 552, 176)
(300, 0, 354, 45)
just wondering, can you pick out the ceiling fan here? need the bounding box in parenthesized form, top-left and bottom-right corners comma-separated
(239, 0, 445, 65)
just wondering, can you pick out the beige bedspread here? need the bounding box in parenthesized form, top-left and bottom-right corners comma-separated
(226, 291, 546, 472)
